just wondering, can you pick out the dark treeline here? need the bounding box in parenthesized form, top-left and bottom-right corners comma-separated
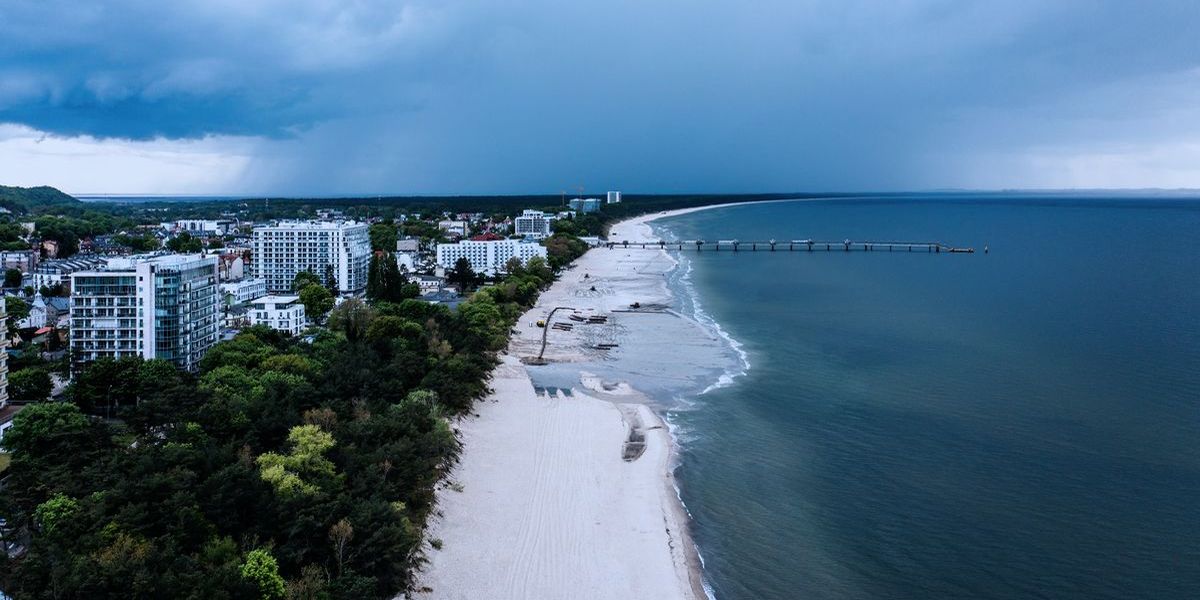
(74, 192, 820, 228)
(0, 254, 577, 598)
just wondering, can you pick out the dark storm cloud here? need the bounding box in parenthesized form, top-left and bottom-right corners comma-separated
(2, 0, 1198, 193)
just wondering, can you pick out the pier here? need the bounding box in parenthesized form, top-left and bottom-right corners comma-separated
(604, 239, 975, 253)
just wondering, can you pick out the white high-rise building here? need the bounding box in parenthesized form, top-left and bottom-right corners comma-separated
(252, 221, 370, 293)
(436, 239, 548, 275)
(606, 191, 622, 204)
(0, 297, 8, 407)
(514, 209, 553, 239)
(0, 297, 9, 441)
(70, 254, 220, 372)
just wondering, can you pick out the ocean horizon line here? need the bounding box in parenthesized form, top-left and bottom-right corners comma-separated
(69, 188, 1200, 201)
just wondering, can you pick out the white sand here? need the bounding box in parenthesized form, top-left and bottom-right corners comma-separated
(419, 205, 745, 600)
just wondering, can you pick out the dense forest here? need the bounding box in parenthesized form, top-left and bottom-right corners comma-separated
(0, 253, 579, 598)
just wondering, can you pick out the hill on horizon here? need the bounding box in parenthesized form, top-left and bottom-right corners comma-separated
(0, 185, 79, 215)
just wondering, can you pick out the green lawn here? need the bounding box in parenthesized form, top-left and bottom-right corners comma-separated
(0, 452, 10, 473)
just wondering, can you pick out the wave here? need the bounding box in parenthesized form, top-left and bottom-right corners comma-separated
(662, 406, 719, 600)
(670, 246, 751, 396)
(652, 220, 749, 600)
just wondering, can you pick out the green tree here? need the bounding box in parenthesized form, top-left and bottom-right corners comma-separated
(9, 368, 53, 403)
(328, 298, 376, 343)
(5, 295, 29, 330)
(367, 253, 416, 303)
(166, 231, 204, 252)
(525, 255, 554, 283)
(0, 401, 89, 454)
(70, 356, 142, 417)
(456, 293, 508, 352)
(114, 233, 161, 252)
(256, 424, 338, 497)
(544, 233, 589, 270)
(324, 264, 338, 295)
(298, 285, 334, 323)
(4, 267, 22, 288)
(241, 548, 287, 600)
(293, 270, 322, 292)
(369, 222, 398, 252)
(33, 492, 78, 535)
(446, 257, 479, 292)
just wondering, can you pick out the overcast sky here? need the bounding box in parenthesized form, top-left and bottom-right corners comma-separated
(1, 0, 1198, 195)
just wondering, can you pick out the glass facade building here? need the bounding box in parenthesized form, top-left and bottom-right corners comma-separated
(70, 254, 219, 372)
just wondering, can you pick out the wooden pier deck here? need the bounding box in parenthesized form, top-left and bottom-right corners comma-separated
(605, 239, 976, 253)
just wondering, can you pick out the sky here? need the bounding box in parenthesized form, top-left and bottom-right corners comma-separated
(1, 0, 1199, 196)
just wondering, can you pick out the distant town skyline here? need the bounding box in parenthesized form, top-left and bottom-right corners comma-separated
(2, 1, 1199, 195)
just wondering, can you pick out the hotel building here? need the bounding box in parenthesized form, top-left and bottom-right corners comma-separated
(251, 220, 370, 293)
(435, 239, 548, 275)
(514, 210, 553, 239)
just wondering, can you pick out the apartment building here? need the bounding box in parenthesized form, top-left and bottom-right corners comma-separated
(33, 256, 108, 290)
(70, 254, 220, 372)
(251, 220, 370, 293)
(568, 198, 602, 213)
(220, 278, 268, 304)
(437, 220, 468, 237)
(514, 210, 553, 239)
(435, 239, 548, 275)
(0, 250, 37, 273)
(247, 295, 307, 336)
(165, 219, 236, 236)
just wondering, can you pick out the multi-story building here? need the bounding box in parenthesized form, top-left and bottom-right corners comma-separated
(396, 237, 420, 253)
(435, 239, 548, 275)
(164, 219, 236, 236)
(0, 297, 8, 406)
(568, 198, 602, 213)
(0, 297, 11, 442)
(220, 278, 268, 305)
(33, 256, 109, 290)
(514, 210, 553, 239)
(606, 191, 622, 204)
(0, 250, 37, 273)
(247, 295, 307, 336)
(251, 220, 370, 293)
(437, 220, 468, 237)
(70, 254, 220, 372)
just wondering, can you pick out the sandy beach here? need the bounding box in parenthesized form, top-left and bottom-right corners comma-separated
(418, 207, 738, 600)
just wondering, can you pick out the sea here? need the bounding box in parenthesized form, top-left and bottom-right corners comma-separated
(651, 195, 1200, 600)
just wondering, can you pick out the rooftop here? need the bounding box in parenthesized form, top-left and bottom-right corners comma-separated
(254, 220, 365, 230)
(102, 253, 214, 271)
(250, 295, 301, 305)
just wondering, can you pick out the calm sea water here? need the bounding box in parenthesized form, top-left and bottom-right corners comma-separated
(655, 196, 1200, 600)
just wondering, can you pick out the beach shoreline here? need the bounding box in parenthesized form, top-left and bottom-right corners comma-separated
(419, 202, 755, 600)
